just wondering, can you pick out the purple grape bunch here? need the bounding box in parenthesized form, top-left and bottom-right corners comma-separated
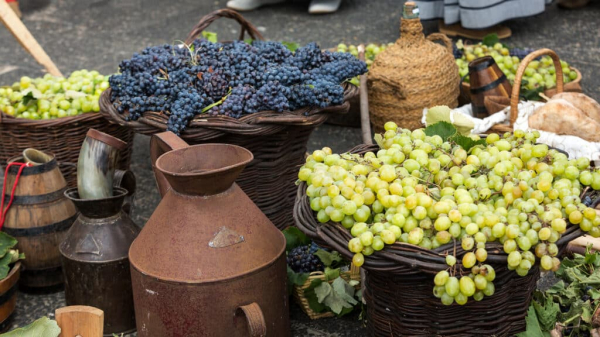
(109, 40, 367, 135)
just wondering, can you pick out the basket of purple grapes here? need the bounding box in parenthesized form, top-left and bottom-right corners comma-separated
(100, 9, 367, 231)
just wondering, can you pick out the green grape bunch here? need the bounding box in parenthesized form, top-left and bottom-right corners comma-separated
(298, 122, 600, 306)
(336, 42, 392, 86)
(0, 70, 109, 120)
(455, 41, 577, 92)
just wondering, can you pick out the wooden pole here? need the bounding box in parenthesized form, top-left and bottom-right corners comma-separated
(56, 306, 104, 337)
(0, 0, 63, 77)
(358, 45, 372, 145)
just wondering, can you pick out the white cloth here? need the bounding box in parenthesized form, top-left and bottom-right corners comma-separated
(428, 102, 600, 161)
(414, 0, 552, 29)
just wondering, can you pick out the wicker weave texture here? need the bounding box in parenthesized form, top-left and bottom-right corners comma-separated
(364, 266, 538, 336)
(368, 19, 459, 132)
(0, 112, 134, 187)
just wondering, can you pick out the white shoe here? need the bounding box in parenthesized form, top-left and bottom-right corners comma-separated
(226, 0, 285, 11)
(308, 0, 342, 14)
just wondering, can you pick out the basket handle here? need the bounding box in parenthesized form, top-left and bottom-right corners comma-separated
(427, 33, 453, 55)
(185, 9, 265, 45)
(236, 303, 266, 337)
(509, 48, 564, 126)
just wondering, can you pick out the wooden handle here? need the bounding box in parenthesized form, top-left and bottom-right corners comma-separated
(185, 9, 265, 45)
(237, 303, 266, 337)
(55, 306, 104, 337)
(509, 48, 564, 126)
(0, 1, 63, 77)
(427, 33, 453, 55)
(358, 44, 372, 145)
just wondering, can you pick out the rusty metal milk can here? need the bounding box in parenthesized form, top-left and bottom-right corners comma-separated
(60, 185, 139, 335)
(129, 131, 289, 337)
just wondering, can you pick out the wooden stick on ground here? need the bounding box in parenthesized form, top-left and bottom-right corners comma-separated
(0, 0, 63, 77)
(358, 44, 373, 145)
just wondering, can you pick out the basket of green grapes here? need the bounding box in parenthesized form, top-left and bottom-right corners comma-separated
(0, 70, 134, 187)
(455, 40, 582, 105)
(326, 43, 390, 127)
(293, 122, 599, 336)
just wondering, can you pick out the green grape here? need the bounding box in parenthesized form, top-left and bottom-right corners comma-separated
(445, 277, 460, 297)
(462, 252, 477, 268)
(507, 251, 522, 267)
(441, 292, 454, 306)
(433, 285, 446, 298)
(540, 255, 553, 270)
(434, 270, 450, 286)
(459, 276, 476, 297)
(352, 253, 364, 267)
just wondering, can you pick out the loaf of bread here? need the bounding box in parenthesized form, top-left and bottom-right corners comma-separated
(552, 92, 600, 122)
(529, 98, 600, 142)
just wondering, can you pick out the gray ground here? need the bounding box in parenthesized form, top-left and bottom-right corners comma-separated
(1, 0, 600, 335)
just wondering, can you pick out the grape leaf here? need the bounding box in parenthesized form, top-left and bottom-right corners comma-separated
(0, 232, 17, 260)
(314, 249, 342, 267)
(281, 41, 300, 52)
(374, 133, 384, 148)
(314, 281, 332, 303)
(0, 317, 61, 337)
(482, 33, 499, 47)
(449, 133, 486, 152)
(282, 227, 309, 252)
(423, 121, 457, 142)
(304, 279, 327, 313)
(323, 267, 340, 281)
(286, 265, 309, 295)
(517, 305, 549, 337)
(331, 277, 358, 306)
(20, 88, 42, 105)
(532, 294, 559, 331)
(201, 31, 218, 43)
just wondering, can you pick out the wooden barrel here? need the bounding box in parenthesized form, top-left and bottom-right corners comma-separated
(3, 154, 77, 288)
(468, 56, 512, 119)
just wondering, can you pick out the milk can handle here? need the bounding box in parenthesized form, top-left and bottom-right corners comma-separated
(237, 303, 266, 337)
(150, 132, 190, 198)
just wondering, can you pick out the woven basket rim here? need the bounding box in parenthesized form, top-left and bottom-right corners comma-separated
(0, 110, 104, 127)
(99, 84, 358, 139)
(293, 143, 585, 275)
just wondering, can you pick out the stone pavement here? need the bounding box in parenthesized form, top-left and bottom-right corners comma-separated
(1, 0, 599, 335)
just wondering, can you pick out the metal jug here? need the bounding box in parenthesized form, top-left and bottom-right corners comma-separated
(129, 131, 289, 337)
(60, 186, 139, 336)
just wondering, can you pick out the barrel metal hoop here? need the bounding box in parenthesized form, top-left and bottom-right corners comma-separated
(20, 265, 62, 275)
(0, 281, 17, 306)
(6, 159, 57, 176)
(3, 213, 76, 237)
(3, 187, 67, 205)
(469, 74, 507, 94)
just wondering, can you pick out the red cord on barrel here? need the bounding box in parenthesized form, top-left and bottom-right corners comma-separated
(0, 162, 31, 231)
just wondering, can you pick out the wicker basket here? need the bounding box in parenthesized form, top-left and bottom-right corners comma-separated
(293, 143, 584, 336)
(99, 9, 356, 230)
(293, 264, 361, 320)
(485, 49, 566, 134)
(0, 112, 134, 187)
